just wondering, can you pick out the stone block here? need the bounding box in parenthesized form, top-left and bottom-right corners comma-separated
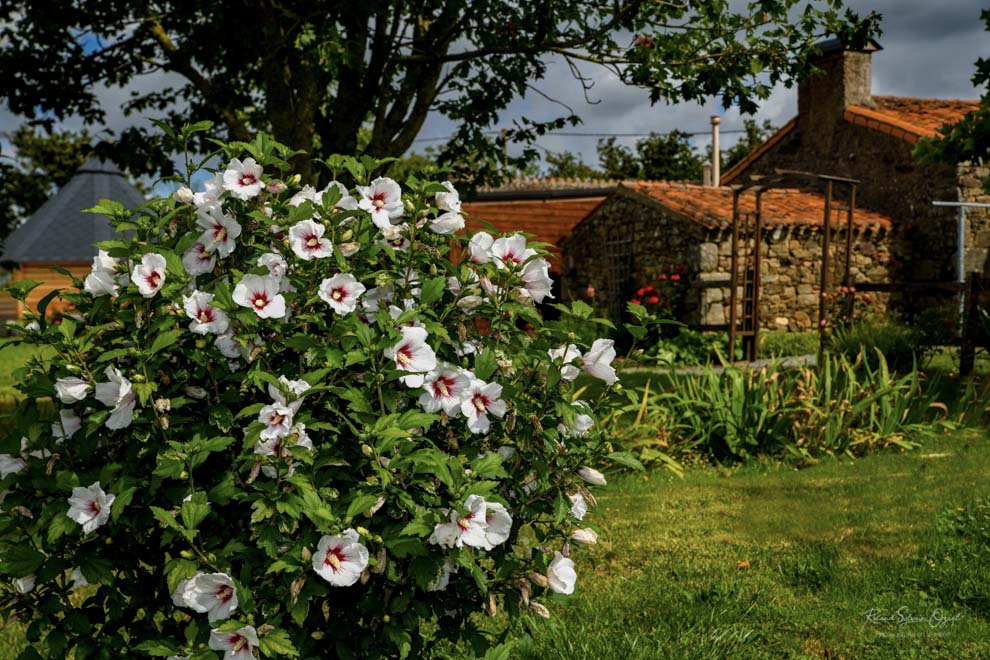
(699, 242, 718, 271)
(705, 304, 726, 326)
(793, 311, 812, 329)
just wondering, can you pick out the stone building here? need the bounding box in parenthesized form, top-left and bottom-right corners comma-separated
(723, 38, 986, 285)
(560, 182, 895, 330)
(559, 39, 983, 329)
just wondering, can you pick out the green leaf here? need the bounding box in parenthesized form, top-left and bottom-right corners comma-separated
(165, 558, 199, 595)
(258, 629, 299, 658)
(149, 329, 185, 354)
(133, 640, 183, 657)
(6, 279, 40, 302)
(474, 350, 497, 381)
(78, 554, 115, 585)
(154, 456, 185, 479)
(0, 544, 44, 576)
(181, 493, 211, 530)
(84, 199, 127, 219)
(471, 453, 507, 479)
(607, 451, 646, 472)
(384, 623, 412, 660)
(345, 492, 381, 520)
(111, 486, 137, 521)
(47, 511, 76, 543)
(37, 288, 62, 320)
(420, 276, 446, 305)
(553, 493, 571, 525)
(384, 536, 426, 559)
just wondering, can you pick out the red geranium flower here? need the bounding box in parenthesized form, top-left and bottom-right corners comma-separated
(671, 273, 681, 281)
(637, 287, 647, 297)
(647, 295, 660, 305)
(630, 298, 642, 305)
(658, 274, 667, 281)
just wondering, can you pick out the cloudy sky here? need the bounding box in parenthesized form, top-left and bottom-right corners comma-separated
(1, 0, 988, 180)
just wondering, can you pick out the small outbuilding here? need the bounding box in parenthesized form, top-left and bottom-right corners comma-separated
(0, 158, 145, 319)
(560, 182, 896, 330)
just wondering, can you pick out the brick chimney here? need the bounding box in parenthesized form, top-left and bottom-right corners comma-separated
(798, 39, 881, 152)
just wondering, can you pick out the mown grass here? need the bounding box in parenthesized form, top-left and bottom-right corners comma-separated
(509, 429, 990, 659)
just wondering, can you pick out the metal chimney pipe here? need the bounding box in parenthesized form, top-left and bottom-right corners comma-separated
(702, 162, 712, 187)
(710, 115, 721, 187)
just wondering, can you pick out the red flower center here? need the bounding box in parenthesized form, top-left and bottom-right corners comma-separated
(252, 292, 269, 309)
(239, 174, 257, 186)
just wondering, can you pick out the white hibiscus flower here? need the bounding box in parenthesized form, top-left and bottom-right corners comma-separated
(312, 529, 370, 587)
(66, 482, 115, 533)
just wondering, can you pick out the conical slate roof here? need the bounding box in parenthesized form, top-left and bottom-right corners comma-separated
(0, 157, 145, 263)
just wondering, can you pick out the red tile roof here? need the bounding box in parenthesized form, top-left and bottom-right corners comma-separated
(724, 97, 979, 183)
(847, 96, 980, 143)
(477, 176, 623, 192)
(625, 182, 894, 231)
(462, 196, 608, 269)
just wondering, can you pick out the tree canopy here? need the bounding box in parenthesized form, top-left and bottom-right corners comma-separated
(0, 1, 878, 183)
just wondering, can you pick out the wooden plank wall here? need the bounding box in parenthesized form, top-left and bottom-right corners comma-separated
(3, 262, 90, 319)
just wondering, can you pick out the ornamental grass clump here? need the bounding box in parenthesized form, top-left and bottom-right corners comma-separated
(0, 125, 626, 659)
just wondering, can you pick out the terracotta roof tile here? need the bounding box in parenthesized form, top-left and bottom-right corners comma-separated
(845, 96, 978, 143)
(626, 182, 894, 232)
(462, 197, 608, 269)
(476, 176, 623, 192)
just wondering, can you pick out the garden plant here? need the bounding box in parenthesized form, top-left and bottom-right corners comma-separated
(0, 124, 628, 659)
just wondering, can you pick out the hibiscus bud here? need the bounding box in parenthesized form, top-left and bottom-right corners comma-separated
(562, 542, 571, 558)
(10, 506, 33, 519)
(154, 398, 171, 413)
(361, 444, 374, 457)
(180, 549, 195, 559)
(173, 187, 195, 204)
(338, 242, 360, 257)
(527, 571, 549, 589)
(577, 467, 607, 486)
(578, 485, 598, 509)
(486, 594, 497, 617)
(290, 576, 305, 606)
(378, 456, 391, 468)
(368, 496, 386, 516)
(184, 386, 208, 400)
(360, 569, 370, 585)
(257, 623, 274, 636)
(246, 460, 262, 484)
(301, 546, 312, 563)
(266, 180, 287, 194)
(287, 174, 302, 186)
(570, 528, 598, 545)
(159, 416, 170, 430)
(373, 548, 386, 574)
(529, 602, 551, 619)
(356, 526, 371, 538)
(518, 579, 531, 606)
(45, 454, 58, 475)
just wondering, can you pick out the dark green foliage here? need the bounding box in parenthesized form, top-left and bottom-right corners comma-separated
(0, 1, 879, 184)
(829, 318, 921, 373)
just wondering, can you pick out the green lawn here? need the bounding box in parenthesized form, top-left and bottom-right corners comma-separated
(514, 429, 990, 659)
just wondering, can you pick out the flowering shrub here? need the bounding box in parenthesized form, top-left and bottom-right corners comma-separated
(0, 126, 629, 659)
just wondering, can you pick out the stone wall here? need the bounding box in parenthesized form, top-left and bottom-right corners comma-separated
(958, 162, 990, 276)
(560, 190, 893, 330)
(695, 227, 893, 331)
(739, 120, 964, 286)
